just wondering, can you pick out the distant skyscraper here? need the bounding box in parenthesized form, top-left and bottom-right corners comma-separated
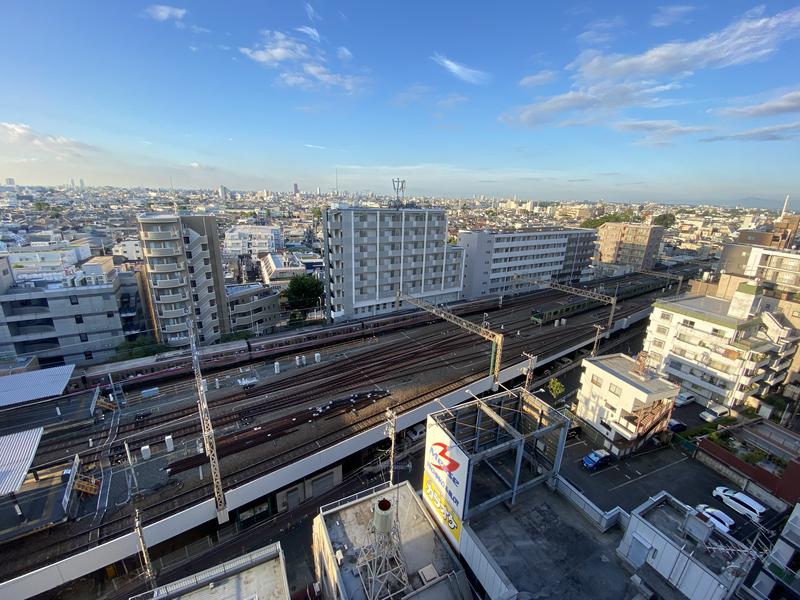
(293, 183, 300, 194)
(70, 178, 75, 190)
(4, 178, 14, 186)
(218, 185, 229, 200)
(79, 178, 85, 191)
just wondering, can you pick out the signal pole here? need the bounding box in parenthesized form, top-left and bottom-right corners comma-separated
(384, 409, 397, 486)
(134, 509, 155, 588)
(591, 324, 605, 357)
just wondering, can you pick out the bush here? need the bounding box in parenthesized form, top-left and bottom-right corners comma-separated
(115, 335, 170, 361)
(220, 331, 252, 343)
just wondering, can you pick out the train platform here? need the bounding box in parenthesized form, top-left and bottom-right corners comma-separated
(0, 389, 99, 438)
(0, 463, 71, 544)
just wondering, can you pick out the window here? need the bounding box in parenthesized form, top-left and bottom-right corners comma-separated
(69, 295, 79, 305)
(660, 312, 672, 322)
(207, 286, 213, 293)
(84, 351, 93, 360)
(205, 272, 212, 280)
(682, 319, 695, 328)
(201, 243, 208, 251)
(193, 294, 199, 302)
(75, 315, 84, 324)
(591, 374, 603, 387)
(188, 266, 194, 273)
(203, 258, 210, 266)
(183, 236, 190, 244)
(79, 333, 88, 342)
(609, 383, 622, 397)
(186, 251, 192, 259)
(107, 312, 114, 318)
(656, 325, 669, 335)
(652, 339, 665, 349)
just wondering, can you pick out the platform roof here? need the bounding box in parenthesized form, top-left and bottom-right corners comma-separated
(0, 427, 43, 496)
(0, 365, 74, 408)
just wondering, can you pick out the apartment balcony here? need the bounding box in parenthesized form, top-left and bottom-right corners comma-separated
(155, 293, 187, 303)
(141, 230, 177, 241)
(770, 357, 793, 372)
(164, 322, 189, 334)
(764, 556, 800, 594)
(153, 278, 186, 289)
(764, 371, 785, 386)
(159, 307, 189, 319)
(144, 247, 182, 258)
(745, 353, 770, 370)
(2, 305, 50, 318)
(148, 262, 184, 273)
(664, 365, 729, 397)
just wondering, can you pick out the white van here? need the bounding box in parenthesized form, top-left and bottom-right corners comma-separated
(712, 487, 767, 523)
(406, 423, 426, 443)
(699, 402, 730, 423)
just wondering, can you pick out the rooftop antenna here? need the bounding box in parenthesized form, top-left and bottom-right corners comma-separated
(391, 178, 406, 208)
(356, 408, 410, 600)
(781, 194, 790, 219)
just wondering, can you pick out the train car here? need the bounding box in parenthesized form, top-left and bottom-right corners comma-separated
(531, 296, 600, 324)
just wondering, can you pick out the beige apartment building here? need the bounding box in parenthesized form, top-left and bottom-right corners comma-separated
(597, 222, 664, 270)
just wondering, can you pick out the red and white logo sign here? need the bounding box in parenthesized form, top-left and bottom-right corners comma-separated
(430, 442, 460, 472)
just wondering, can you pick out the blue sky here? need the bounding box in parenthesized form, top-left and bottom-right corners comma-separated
(0, 2, 799, 205)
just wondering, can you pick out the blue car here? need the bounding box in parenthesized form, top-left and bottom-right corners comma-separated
(582, 449, 611, 471)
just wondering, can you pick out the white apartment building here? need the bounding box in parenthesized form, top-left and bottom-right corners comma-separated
(223, 225, 283, 258)
(643, 283, 799, 409)
(0, 242, 92, 281)
(226, 283, 280, 336)
(259, 253, 306, 292)
(322, 206, 464, 319)
(576, 353, 679, 456)
(721, 243, 800, 293)
(458, 227, 596, 299)
(138, 214, 230, 347)
(112, 239, 143, 261)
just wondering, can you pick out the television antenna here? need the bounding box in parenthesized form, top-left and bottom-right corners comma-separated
(391, 178, 406, 208)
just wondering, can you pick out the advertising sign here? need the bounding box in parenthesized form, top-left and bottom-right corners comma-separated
(423, 472, 462, 546)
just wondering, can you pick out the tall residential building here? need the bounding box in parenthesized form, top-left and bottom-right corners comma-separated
(138, 214, 230, 347)
(458, 227, 595, 299)
(597, 222, 664, 270)
(222, 224, 283, 258)
(0, 256, 144, 367)
(322, 205, 464, 319)
(642, 283, 798, 409)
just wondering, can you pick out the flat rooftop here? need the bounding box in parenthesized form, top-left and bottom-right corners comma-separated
(132, 543, 289, 600)
(467, 481, 632, 600)
(0, 365, 75, 408)
(654, 295, 754, 329)
(587, 353, 678, 396)
(318, 482, 470, 600)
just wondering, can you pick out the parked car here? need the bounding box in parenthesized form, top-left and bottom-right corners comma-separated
(696, 504, 736, 534)
(668, 419, 687, 433)
(582, 449, 612, 472)
(699, 403, 730, 423)
(712, 487, 767, 523)
(406, 423, 426, 443)
(674, 392, 696, 407)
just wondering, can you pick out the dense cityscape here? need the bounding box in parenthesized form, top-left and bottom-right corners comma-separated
(2, 2, 800, 600)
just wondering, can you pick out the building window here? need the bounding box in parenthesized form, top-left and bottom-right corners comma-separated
(204, 258, 210, 266)
(207, 286, 213, 293)
(84, 351, 93, 360)
(652, 339, 665, 349)
(609, 383, 622, 397)
(683, 319, 695, 328)
(201, 244, 208, 251)
(211, 312, 217, 320)
(205, 272, 212, 279)
(591, 374, 603, 387)
(184, 237, 190, 244)
(193, 294, 199, 302)
(656, 325, 669, 335)
(80, 333, 88, 342)
(107, 312, 114, 318)
(186, 251, 192, 259)
(69, 295, 79, 305)
(660, 312, 672, 322)
(75, 315, 84, 324)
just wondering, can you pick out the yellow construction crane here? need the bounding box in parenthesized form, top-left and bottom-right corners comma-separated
(514, 276, 617, 330)
(397, 293, 505, 385)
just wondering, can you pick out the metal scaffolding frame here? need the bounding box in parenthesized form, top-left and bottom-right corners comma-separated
(397, 293, 505, 384)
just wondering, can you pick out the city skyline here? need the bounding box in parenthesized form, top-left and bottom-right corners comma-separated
(1, 2, 799, 204)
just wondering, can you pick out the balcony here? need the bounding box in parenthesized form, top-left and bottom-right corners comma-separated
(155, 292, 187, 303)
(8, 324, 57, 338)
(141, 230, 177, 241)
(765, 557, 800, 594)
(3, 304, 50, 318)
(159, 308, 189, 319)
(148, 262, 184, 273)
(144, 247, 182, 258)
(164, 322, 189, 334)
(153, 278, 186, 289)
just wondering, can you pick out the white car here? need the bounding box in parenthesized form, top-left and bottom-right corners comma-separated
(696, 504, 736, 534)
(699, 403, 730, 423)
(712, 486, 767, 523)
(674, 392, 696, 407)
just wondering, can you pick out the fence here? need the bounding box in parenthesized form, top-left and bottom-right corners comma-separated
(553, 475, 630, 532)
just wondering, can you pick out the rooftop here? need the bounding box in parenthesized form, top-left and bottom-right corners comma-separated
(131, 543, 289, 600)
(225, 283, 268, 296)
(654, 294, 752, 329)
(0, 365, 75, 408)
(0, 428, 43, 496)
(587, 353, 679, 397)
(317, 481, 470, 600)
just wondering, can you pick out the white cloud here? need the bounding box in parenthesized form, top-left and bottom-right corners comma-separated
(190, 24, 210, 34)
(0, 122, 97, 160)
(430, 53, 490, 84)
(301, 63, 363, 94)
(519, 70, 557, 87)
(143, 5, 186, 22)
(720, 90, 800, 117)
(296, 26, 320, 43)
(613, 119, 710, 144)
(188, 45, 198, 52)
(437, 93, 469, 109)
(304, 143, 326, 149)
(577, 16, 625, 45)
(337, 46, 353, 60)
(574, 6, 800, 82)
(188, 162, 200, 168)
(651, 5, 695, 28)
(702, 121, 800, 142)
(239, 31, 310, 66)
(305, 3, 321, 22)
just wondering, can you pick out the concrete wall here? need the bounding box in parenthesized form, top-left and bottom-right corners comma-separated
(459, 525, 517, 600)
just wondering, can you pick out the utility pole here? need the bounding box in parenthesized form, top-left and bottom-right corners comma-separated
(188, 319, 229, 523)
(124, 440, 140, 495)
(134, 509, 156, 588)
(385, 409, 397, 486)
(591, 324, 605, 357)
(523, 352, 538, 390)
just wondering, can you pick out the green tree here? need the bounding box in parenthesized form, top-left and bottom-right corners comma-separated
(285, 274, 325, 310)
(220, 331, 253, 343)
(652, 213, 676, 228)
(312, 207, 322, 220)
(548, 377, 565, 399)
(115, 335, 170, 361)
(580, 210, 642, 229)
(33, 201, 50, 211)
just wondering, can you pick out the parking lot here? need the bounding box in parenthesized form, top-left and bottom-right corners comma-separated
(560, 437, 785, 543)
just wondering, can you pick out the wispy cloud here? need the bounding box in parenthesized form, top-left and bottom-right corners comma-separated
(430, 53, 490, 84)
(577, 16, 625, 45)
(190, 24, 210, 34)
(392, 84, 432, 107)
(437, 93, 469, 109)
(720, 90, 800, 117)
(188, 45, 198, 52)
(337, 46, 353, 61)
(240, 31, 310, 66)
(651, 5, 695, 28)
(143, 5, 186, 23)
(0, 122, 97, 160)
(296, 25, 320, 43)
(613, 119, 711, 144)
(304, 143, 326, 149)
(519, 70, 557, 87)
(305, 3, 321, 22)
(702, 121, 800, 142)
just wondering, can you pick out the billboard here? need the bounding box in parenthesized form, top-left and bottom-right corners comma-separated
(422, 415, 469, 548)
